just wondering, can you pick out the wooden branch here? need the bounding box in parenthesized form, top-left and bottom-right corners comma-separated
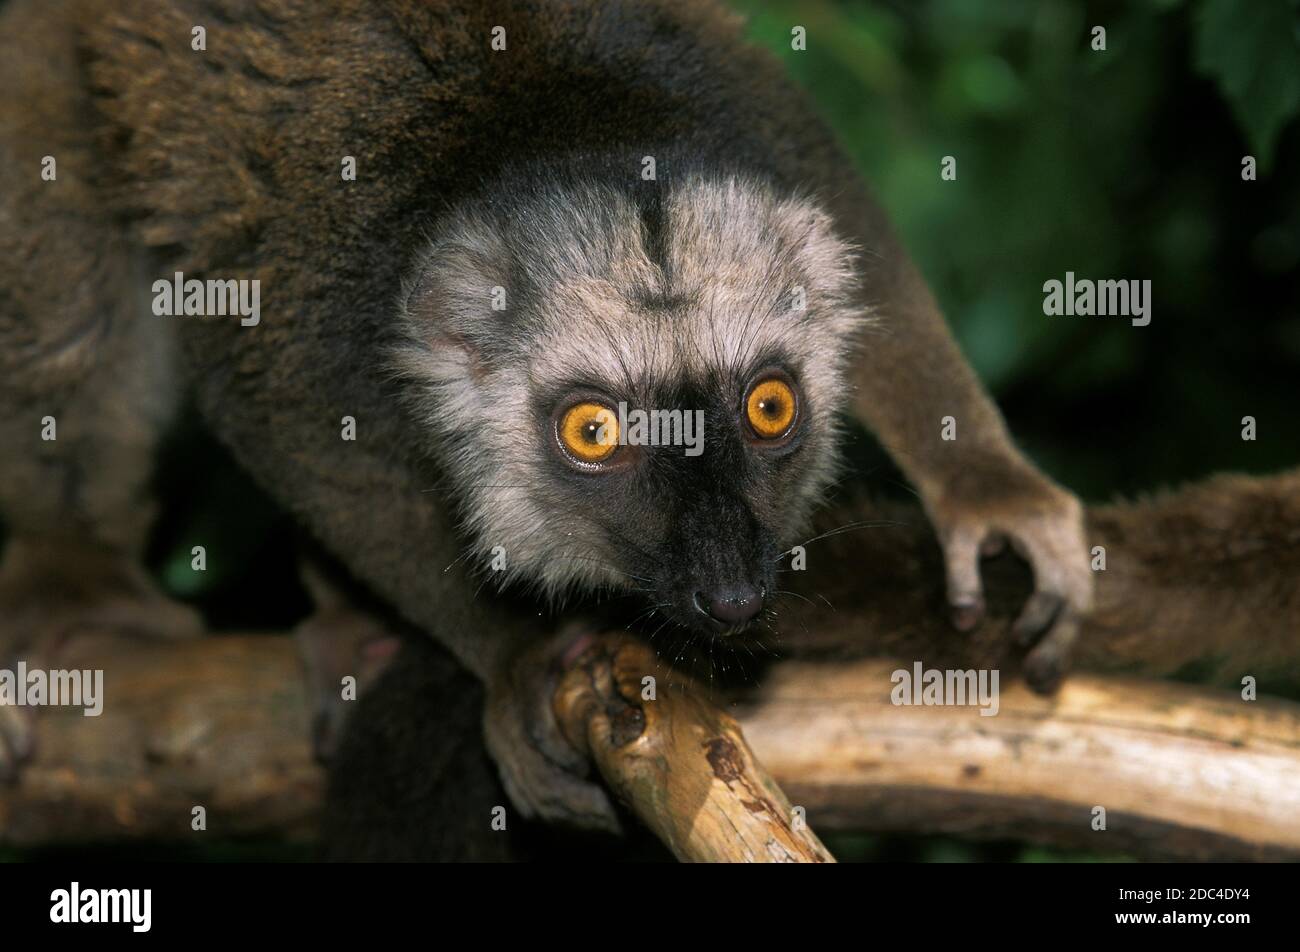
(553, 634, 833, 863)
(739, 659, 1300, 861)
(3, 632, 1298, 860)
(0, 634, 322, 848)
(3, 471, 1299, 857)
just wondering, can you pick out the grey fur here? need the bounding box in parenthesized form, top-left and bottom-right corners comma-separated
(393, 174, 869, 601)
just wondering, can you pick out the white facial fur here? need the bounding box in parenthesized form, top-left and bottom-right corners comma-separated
(392, 173, 870, 599)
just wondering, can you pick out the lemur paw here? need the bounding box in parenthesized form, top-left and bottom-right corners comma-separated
(0, 539, 203, 781)
(483, 630, 621, 834)
(930, 471, 1093, 693)
(294, 609, 401, 762)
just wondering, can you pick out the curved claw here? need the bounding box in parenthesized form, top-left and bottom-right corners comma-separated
(936, 483, 1092, 694)
(942, 526, 987, 632)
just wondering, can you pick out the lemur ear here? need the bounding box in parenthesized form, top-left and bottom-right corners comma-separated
(396, 221, 510, 380)
(391, 238, 511, 430)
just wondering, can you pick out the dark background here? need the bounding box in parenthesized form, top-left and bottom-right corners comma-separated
(735, 0, 1300, 501)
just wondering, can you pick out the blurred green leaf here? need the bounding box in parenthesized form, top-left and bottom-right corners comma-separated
(1194, 0, 1300, 167)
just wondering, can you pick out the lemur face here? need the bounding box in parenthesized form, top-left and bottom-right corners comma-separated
(396, 172, 868, 636)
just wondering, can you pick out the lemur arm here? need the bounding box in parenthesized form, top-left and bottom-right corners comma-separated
(831, 193, 1092, 690)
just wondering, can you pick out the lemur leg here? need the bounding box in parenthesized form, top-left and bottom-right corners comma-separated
(287, 523, 616, 831)
(837, 207, 1092, 691)
(0, 335, 203, 779)
(293, 552, 403, 762)
(0, 157, 201, 780)
(321, 633, 523, 862)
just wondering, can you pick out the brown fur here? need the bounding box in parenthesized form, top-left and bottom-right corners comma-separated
(776, 471, 1300, 686)
(0, 0, 1094, 825)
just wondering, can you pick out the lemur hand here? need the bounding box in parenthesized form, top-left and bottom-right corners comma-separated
(927, 462, 1093, 693)
(483, 629, 622, 834)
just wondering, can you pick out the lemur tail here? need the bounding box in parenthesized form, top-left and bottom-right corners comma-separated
(779, 469, 1300, 690)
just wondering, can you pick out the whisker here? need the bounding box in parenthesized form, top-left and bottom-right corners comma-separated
(773, 588, 817, 609)
(775, 519, 909, 561)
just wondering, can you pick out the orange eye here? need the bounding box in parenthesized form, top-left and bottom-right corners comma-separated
(745, 377, 798, 440)
(557, 401, 619, 463)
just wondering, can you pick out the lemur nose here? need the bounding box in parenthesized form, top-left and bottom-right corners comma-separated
(694, 584, 763, 628)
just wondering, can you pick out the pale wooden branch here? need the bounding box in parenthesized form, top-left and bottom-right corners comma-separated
(3, 472, 1299, 857)
(3, 632, 1298, 860)
(0, 635, 322, 847)
(739, 659, 1300, 861)
(554, 634, 833, 862)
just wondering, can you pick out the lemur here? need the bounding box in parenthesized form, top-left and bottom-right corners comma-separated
(0, 0, 1091, 831)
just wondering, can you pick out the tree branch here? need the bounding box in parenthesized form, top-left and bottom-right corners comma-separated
(2, 632, 1297, 859)
(741, 659, 1300, 860)
(554, 634, 833, 862)
(3, 471, 1299, 859)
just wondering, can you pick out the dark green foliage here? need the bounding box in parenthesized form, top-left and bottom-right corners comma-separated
(1195, 0, 1300, 165)
(735, 0, 1300, 500)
